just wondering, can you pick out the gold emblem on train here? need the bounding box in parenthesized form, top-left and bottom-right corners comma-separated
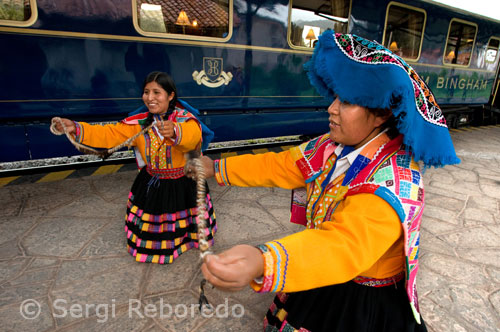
(192, 57, 233, 88)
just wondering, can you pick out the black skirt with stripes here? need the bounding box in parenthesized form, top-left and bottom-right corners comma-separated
(124, 167, 216, 264)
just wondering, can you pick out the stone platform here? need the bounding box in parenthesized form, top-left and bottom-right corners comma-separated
(0, 125, 499, 331)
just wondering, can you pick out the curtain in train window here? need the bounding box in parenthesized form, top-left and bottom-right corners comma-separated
(136, 0, 229, 38)
(444, 20, 477, 66)
(383, 4, 425, 60)
(289, 0, 350, 49)
(0, 0, 33, 22)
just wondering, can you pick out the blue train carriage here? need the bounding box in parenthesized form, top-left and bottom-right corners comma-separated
(1, 0, 500, 164)
(392, 0, 500, 127)
(343, 0, 500, 127)
(0, 0, 332, 163)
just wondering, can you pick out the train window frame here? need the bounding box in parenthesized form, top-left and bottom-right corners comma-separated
(287, 0, 352, 51)
(442, 18, 478, 68)
(131, 0, 233, 42)
(0, 0, 37, 27)
(485, 36, 500, 65)
(382, 1, 426, 62)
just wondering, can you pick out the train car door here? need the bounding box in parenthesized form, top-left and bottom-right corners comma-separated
(492, 61, 500, 110)
(486, 37, 500, 123)
(493, 72, 500, 109)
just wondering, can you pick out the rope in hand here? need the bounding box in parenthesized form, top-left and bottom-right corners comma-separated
(184, 149, 213, 312)
(50, 117, 153, 159)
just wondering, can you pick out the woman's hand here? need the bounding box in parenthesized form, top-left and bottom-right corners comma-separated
(51, 118, 76, 136)
(201, 244, 264, 291)
(156, 118, 176, 139)
(185, 155, 215, 179)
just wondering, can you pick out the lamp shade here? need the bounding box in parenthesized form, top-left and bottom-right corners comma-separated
(305, 28, 317, 41)
(446, 50, 456, 62)
(389, 41, 398, 52)
(176, 10, 190, 25)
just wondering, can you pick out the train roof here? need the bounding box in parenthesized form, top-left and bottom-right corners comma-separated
(422, 0, 500, 24)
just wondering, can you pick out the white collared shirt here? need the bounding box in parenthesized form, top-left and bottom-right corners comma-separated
(329, 129, 388, 182)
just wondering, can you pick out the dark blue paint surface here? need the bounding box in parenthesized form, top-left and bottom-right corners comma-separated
(1, 0, 499, 162)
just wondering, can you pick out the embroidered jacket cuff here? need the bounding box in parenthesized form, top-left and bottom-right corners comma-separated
(74, 121, 83, 143)
(250, 244, 274, 293)
(214, 159, 230, 186)
(172, 122, 181, 145)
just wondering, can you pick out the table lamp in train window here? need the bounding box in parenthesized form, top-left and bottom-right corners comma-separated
(446, 50, 456, 63)
(176, 9, 191, 34)
(305, 28, 317, 48)
(389, 41, 398, 52)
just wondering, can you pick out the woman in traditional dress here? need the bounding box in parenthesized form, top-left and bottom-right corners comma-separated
(191, 31, 459, 331)
(52, 71, 217, 264)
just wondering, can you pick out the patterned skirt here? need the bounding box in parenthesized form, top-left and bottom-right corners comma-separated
(125, 167, 216, 264)
(264, 279, 427, 332)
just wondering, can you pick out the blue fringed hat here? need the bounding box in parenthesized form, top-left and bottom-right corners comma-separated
(304, 30, 460, 167)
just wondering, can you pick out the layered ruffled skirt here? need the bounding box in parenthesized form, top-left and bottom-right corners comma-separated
(125, 167, 216, 264)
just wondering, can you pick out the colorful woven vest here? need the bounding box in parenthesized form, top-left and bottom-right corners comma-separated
(289, 133, 424, 324)
(121, 106, 201, 169)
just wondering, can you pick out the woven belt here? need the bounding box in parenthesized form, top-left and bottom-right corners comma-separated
(146, 166, 185, 179)
(352, 271, 405, 288)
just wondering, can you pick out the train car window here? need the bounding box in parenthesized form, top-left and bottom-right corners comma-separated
(383, 3, 426, 61)
(133, 0, 231, 41)
(443, 19, 477, 66)
(0, 0, 37, 27)
(486, 37, 500, 64)
(288, 0, 351, 49)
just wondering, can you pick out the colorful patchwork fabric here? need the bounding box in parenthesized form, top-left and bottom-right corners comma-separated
(288, 134, 332, 183)
(345, 136, 424, 323)
(289, 133, 390, 227)
(288, 134, 331, 226)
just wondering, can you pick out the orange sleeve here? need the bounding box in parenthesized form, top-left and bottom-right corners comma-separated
(170, 119, 202, 152)
(76, 121, 141, 149)
(252, 193, 403, 293)
(214, 150, 305, 189)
